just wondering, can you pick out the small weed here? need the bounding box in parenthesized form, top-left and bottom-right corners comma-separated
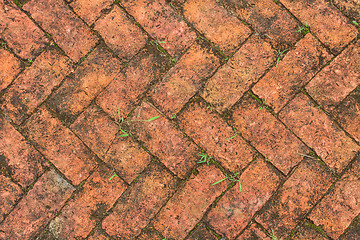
(264, 154, 270, 162)
(206, 105, 214, 111)
(197, 152, 213, 165)
(296, 20, 310, 34)
(276, 49, 288, 67)
(170, 114, 176, 119)
(353, 20, 359, 26)
(268, 229, 278, 240)
(212, 171, 241, 192)
(162, 237, 167, 240)
(109, 173, 118, 181)
(225, 131, 237, 140)
(259, 98, 268, 110)
(28, 58, 33, 63)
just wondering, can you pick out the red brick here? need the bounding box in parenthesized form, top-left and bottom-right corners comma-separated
(183, 0, 251, 55)
(137, 227, 163, 240)
(96, 48, 168, 120)
(121, 0, 196, 57)
(21, 107, 97, 185)
(102, 163, 178, 239)
(201, 35, 276, 113)
(47, 45, 121, 119)
(0, 0, 48, 59)
(309, 157, 360, 239)
(128, 102, 199, 178)
(70, 0, 112, 25)
(88, 229, 111, 240)
(153, 165, 228, 239)
(333, 0, 360, 22)
(23, 0, 97, 61)
(0, 170, 75, 239)
(281, 0, 358, 54)
(178, 100, 254, 172)
(0, 117, 46, 187)
(279, 93, 360, 172)
(236, 223, 268, 240)
(94, 6, 148, 61)
(0, 175, 22, 222)
(292, 223, 328, 240)
(306, 41, 360, 111)
(332, 87, 360, 142)
(255, 158, 335, 238)
(187, 224, 217, 240)
(0, 49, 21, 91)
(224, 0, 301, 49)
(47, 166, 127, 239)
(1, 48, 73, 125)
(231, 94, 308, 175)
(339, 221, 360, 240)
(206, 158, 282, 239)
(253, 34, 332, 113)
(150, 42, 221, 116)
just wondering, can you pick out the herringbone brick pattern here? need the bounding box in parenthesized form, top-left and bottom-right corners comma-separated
(0, 0, 360, 239)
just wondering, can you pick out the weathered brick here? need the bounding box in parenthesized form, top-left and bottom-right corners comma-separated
(292, 223, 328, 240)
(178, 100, 254, 172)
(224, 0, 301, 49)
(121, 0, 196, 57)
(236, 223, 268, 240)
(102, 163, 178, 239)
(48, 166, 127, 239)
(128, 102, 199, 178)
(70, 0, 112, 25)
(306, 41, 360, 111)
(333, 0, 360, 23)
(187, 224, 217, 240)
(21, 107, 97, 185)
(231, 94, 308, 175)
(255, 159, 335, 238)
(253, 34, 332, 113)
(47, 45, 121, 120)
(94, 6, 147, 61)
(339, 221, 360, 240)
(183, 0, 251, 55)
(206, 158, 282, 239)
(153, 165, 228, 239)
(88, 229, 111, 240)
(201, 35, 276, 113)
(0, 49, 21, 91)
(96, 48, 168, 120)
(332, 87, 360, 142)
(23, 0, 97, 61)
(281, 0, 358, 54)
(0, 0, 48, 59)
(1, 48, 73, 125)
(309, 157, 360, 239)
(279, 93, 360, 172)
(0, 175, 22, 222)
(150, 42, 221, 116)
(0, 170, 75, 239)
(137, 227, 163, 240)
(0, 116, 46, 187)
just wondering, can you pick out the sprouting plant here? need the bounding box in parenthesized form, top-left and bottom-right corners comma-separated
(170, 114, 176, 119)
(276, 49, 288, 67)
(162, 237, 167, 240)
(197, 152, 213, 165)
(264, 154, 270, 162)
(212, 171, 241, 192)
(206, 105, 214, 111)
(28, 58, 33, 63)
(268, 229, 278, 240)
(353, 20, 359, 26)
(296, 19, 310, 34)
(259, 98, 268, 110)
(109, 173, 118, 181)
(225, 131, 237, 140)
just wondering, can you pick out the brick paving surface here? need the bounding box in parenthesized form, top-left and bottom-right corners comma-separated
(0, 0, 359, 239)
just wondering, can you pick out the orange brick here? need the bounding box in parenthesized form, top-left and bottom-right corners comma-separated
(0, 170, 74, 239)
(1, 48, 73, 125)
(150, 42, 221, 116)
(47, 45, 121, 120)
(88, 229, 111, 240)
(281, 0, 358, 53)
(0, 175, 22, 222)
(306, 41, 360, 111)
(255, 159, 335, 238)
(224, 0, 301, 49)
(178, 100, 254, 172)
(339, 222, 360, 240)
(309, 157, 360, 239)
(47, 166, 127, 239)
(0, 1, 48, 59)
(201, 35, 276, 113)
(188, 224, 217, 240)
(206, 158, 282, 239)
(183, 0, 251, 55)
(236, 223, 268, 240)
(102, 163, 178, 239)
(23, 0, 97, 61)
(153, 165, 228, 239)
(128, 102, 199, 178)
(70, 0, 112, 25)
(279, 93, 360, 172)
(137, 227, 163, 240)
(121, 0, 196, 57)
(231, 94, 308, 175)
(253, 34, 332, 113)
(96, 48, 168, 120)
(0, 116, 46, 187)
(333, 0, 360, 22)
(292, 223, 328, 240)
(21, 107, 97, 185)
(0, 49, 21, 91)
(94, 6, 147, 61)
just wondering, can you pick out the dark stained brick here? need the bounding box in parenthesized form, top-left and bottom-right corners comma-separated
(0, 175, 22, 222)
(236, 223, 268, 240)
(187, 224, 217, 240)
(0, 49, 21, 91)
(70, 0, 112, 25)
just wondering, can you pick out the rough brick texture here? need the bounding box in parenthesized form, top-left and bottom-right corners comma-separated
(0, 49, 21, 91)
